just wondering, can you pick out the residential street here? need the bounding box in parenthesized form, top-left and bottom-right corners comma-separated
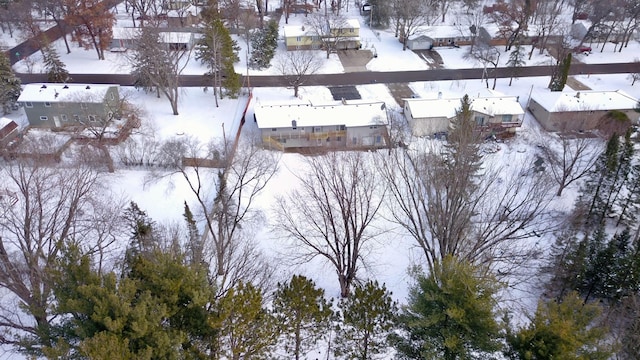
(15, 61, 640, 87)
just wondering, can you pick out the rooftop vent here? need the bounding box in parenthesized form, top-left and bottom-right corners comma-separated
(63, 85, 69, 89)
(86, 85, 91, 90)
(40, 85, 47, 89)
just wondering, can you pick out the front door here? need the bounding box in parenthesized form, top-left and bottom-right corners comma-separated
(53, 116, 61, 127)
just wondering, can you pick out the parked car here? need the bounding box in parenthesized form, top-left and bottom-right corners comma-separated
(574, 46, 592, 54)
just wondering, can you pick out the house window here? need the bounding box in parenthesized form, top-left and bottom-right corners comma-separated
(312, 126, 322, 133)
(25, 102, 33, 108)
(61, 114, 68, 122)
(475, 116, 485, 126)
(80, 103, 88, 109)
(350, 28, 354, 33)
(336, 136, 342, 141)
(39, 116, 48, 121)
(376, 135, 382, 143)
(369, 125, 378, 129)
(44, 102, 51, 107)
(73, 114, 80, 121)
(501, 114, 513, 123)
(272, 128, 277, 131)
(336, 125, 345, 131)
(296, 36, 302, 42)
(88, 115, 97, 122)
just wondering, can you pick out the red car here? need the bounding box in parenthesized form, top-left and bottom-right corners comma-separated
(574, 46, 592, 54)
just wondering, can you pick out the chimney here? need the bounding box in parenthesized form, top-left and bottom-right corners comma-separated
(438, 91, 442, 99)
(341, 97, 346, 105)
(86, 85, 91, 90)
(576, 92, 581, 98)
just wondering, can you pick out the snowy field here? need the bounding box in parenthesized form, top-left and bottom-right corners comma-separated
(2, 1, 640, 359)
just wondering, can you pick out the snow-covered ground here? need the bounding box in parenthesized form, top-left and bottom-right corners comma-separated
(2, 1, 640, 359)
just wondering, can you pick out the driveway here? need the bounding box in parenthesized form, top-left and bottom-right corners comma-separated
(337, 49, 374, 72)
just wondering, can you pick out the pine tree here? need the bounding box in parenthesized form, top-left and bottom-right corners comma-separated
(0, 51, 21, 115)
(506, 43, 526, 86)
(183, 202, 205, 266)
(335, 280, 397, 360)
(542, 230, 588, 301)
(249, 20, 278, 70)
(549, 52, 571, 91)
(197, 18, 241, 105)
(393, 256, 502, 360)
(42, 44, 71, 83)
(216, 281, 279, 359)
(505, 292, 613, 360)
(272, 275, 333, 360)
(122, 201, 157, 265)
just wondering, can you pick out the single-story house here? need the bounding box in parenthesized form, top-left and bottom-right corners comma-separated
(405, 25, 502, 49)
(528, 90, 640, 132)
(0, 117, 19, 146)
(254, 99, 389, 151)
(159, 31, 195, 50)
(17, 83, 120, 128)
(283, 18, 361, 51)
(111, 27, 141, 51)
(403, 93, 524, 137)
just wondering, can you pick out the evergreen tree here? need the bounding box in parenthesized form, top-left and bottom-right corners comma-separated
(183, 201, 205, 266)
(549, 52, 571, 91)
(249, 20, 278, 69)
(215, 281, 279, 360)
(335, 280, 397, 360)
(543, 230, 588, 301)
(0, 51, 21, 115)
(393, 256, 502, 360)
(197, 18, 241, 105)
(506, 42, 526, 86)
(272, 275, 333, 360)
(130, 27, 166, 97)
(505, 292, 613, 360)
(47, 243, 216, 359)
(42, 44, 70, 83)
(123, 201, 157, 259)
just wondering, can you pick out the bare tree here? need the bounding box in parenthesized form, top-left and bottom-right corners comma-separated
(0, 149, 116, 351)
(539, 133, 603, 196)
(465, 40, 501, 89)
(274, 50, 322, 97)
(64, 0, 116, 60)
(391, 0, 431, 50)
(273, 151, 385, 298)
(305, 12, 349, 59)
(378, 96, 553, 274)
(153, 133, 280, 296)
(529, 0, 566, 57)
(130, 27, 191, 115)
(489, 0, 534, 51)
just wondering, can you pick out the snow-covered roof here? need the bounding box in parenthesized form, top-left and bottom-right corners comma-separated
(0, 117, 14, 128)
(18, 83, 117, 103)
(471, 97, 524, 117)
(405, 98, 460, 119)
(405, 95, 524, 119)
(254, 99, 388, 128)
(345, 18, 360, 29)
(530, 90, 639, 112)
(112, 27, 141, 40)
(283, 25, 311, 37)
(159, 31, 193, 44)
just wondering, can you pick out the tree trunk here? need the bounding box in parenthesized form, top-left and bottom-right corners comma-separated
(338, 274, 350, 297)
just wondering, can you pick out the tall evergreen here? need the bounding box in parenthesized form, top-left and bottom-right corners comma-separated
(393, 256, 502, 360)
(0, 51, 21, 115)
(249, 20, 278, 70)
(335, 280, 397, 360)
(506, 43, 526, 86)
(272, 275, 333, 360)
(42, 44, 70, 83)
(197, 17, 241, 103)
(130, 27, 166, 97)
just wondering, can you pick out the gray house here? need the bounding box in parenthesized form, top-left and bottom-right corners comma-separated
(18, 83, 120, 128)
(254, 99, 389, 151)
(528, 90, 639, 132)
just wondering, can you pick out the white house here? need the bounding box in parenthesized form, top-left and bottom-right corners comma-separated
(254, 99, 389, 151)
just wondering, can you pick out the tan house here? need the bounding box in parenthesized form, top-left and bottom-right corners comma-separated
(283, 18, 360, 51)
(403, 94, 524, 137)
(254, 99, 388, 151)
(528, 90, 639, 132)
